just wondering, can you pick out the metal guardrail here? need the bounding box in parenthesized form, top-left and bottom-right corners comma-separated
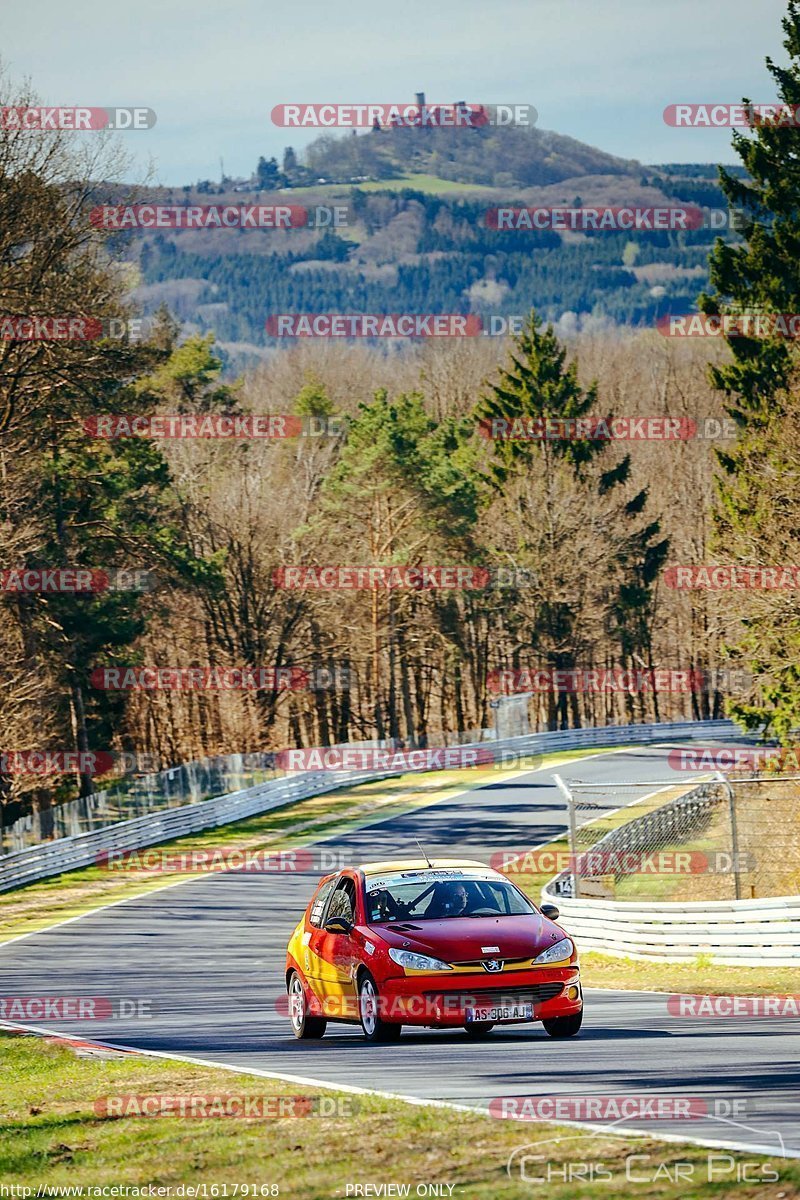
(1, 752, 279, 854)
(0, 768, 378, 894)
(0, 718, 739, 894)
(543, 890, 800, 966)
(1, 737, 415, 854)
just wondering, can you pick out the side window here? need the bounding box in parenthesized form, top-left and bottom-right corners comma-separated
(326, 876, 356, 924)
(309, 878, 336, 928)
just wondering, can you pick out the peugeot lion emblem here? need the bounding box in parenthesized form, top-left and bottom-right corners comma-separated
(483, 959, 504, 973)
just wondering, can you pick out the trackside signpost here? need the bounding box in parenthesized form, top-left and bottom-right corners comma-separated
(553, 773, 580, 898)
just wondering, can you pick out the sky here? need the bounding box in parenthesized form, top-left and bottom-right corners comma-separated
(2, 0, 791, 184)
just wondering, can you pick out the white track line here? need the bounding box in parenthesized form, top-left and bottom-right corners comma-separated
(2, 1017, 795, 1160)
(1, 744, 788, 1161)
(0, 876, 195, 951)
(0, 744, 643, 951)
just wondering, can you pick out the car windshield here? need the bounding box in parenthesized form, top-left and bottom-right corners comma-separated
(364, 874, 536, 923)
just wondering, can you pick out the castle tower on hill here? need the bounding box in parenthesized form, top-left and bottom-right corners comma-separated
(371, 93, 481, 132)
(372, 93, 427, 133)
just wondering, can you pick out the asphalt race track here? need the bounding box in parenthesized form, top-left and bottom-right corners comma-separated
(2, 743, 798, 1158)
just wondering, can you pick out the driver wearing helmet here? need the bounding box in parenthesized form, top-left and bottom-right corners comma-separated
(427, 881, 469, 918)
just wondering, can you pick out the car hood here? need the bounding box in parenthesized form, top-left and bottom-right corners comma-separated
(371, 913, 566, 962)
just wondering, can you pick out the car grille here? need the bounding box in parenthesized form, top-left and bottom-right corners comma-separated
(453, 957, 532, 970)
(421, 983, 564, 1005)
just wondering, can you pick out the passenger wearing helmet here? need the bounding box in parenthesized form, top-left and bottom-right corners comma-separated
(369, 887, 403, 921)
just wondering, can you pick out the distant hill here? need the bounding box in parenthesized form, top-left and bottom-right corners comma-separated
(300, 123, 639, 189)
(99, 124, 738, 366)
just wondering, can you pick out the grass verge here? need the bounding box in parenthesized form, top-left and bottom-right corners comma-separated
(2, 1033, 797, 1199)
(581, 951, 800, 995)
(284, 174, 497, 196)
(612, 776, 800, 902)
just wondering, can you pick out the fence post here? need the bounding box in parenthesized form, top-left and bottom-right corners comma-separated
(715, 770, 742, 900)
(553, 773, 579, 899)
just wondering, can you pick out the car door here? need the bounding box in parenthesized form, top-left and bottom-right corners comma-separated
(299, 876, 337, 1005)
(307, 872, 359, 1018)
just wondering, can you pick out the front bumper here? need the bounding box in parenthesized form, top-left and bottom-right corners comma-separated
(375, 966, 582, 1026)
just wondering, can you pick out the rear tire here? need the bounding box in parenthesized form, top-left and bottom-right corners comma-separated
(288, 971, 327, 1039)
(542, 1008, 583, 1038)
(464, 1022, 495, 1037)
(358, 973, 401, 1043)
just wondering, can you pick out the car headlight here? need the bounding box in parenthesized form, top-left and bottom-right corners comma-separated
(534, 938, 574, 965)
(388, 947, 452, 971)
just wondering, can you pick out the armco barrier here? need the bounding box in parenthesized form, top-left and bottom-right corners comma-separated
(2, 751, 278, 853)
(542, 891, 800, 966)
(0, 718, 739, 894)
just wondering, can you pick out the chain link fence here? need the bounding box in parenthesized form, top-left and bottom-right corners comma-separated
(0, 733, 496, 855)
(0, 753, 279, 854)
(553, 771, 800, 901)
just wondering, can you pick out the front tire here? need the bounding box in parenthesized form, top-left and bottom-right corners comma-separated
(358, 973, 401, 1043)
(542, 1008, 583, 1038)
(288, 971, 327, 1039)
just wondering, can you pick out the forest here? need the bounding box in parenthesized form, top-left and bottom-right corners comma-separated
(3, 4, 800, 832)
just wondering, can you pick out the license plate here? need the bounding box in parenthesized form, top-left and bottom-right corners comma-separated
(465, 1003, 533, 1023)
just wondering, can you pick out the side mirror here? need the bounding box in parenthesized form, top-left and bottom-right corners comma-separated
(541, 903, 560, 922)
(324, 915, 353, 935)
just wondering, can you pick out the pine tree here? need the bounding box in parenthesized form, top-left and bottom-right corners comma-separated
(32, 333, 227, 795)
(699, 0, 800, 420)
(474, 312, 606, 484)
(256, 156, 284, 190)
(307, 391, 482, 740)
(475, 311, 668, 728)
(698, 2, 800, 739)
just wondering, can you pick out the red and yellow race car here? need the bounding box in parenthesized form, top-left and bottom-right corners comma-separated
(284, 858, 582, 1043)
